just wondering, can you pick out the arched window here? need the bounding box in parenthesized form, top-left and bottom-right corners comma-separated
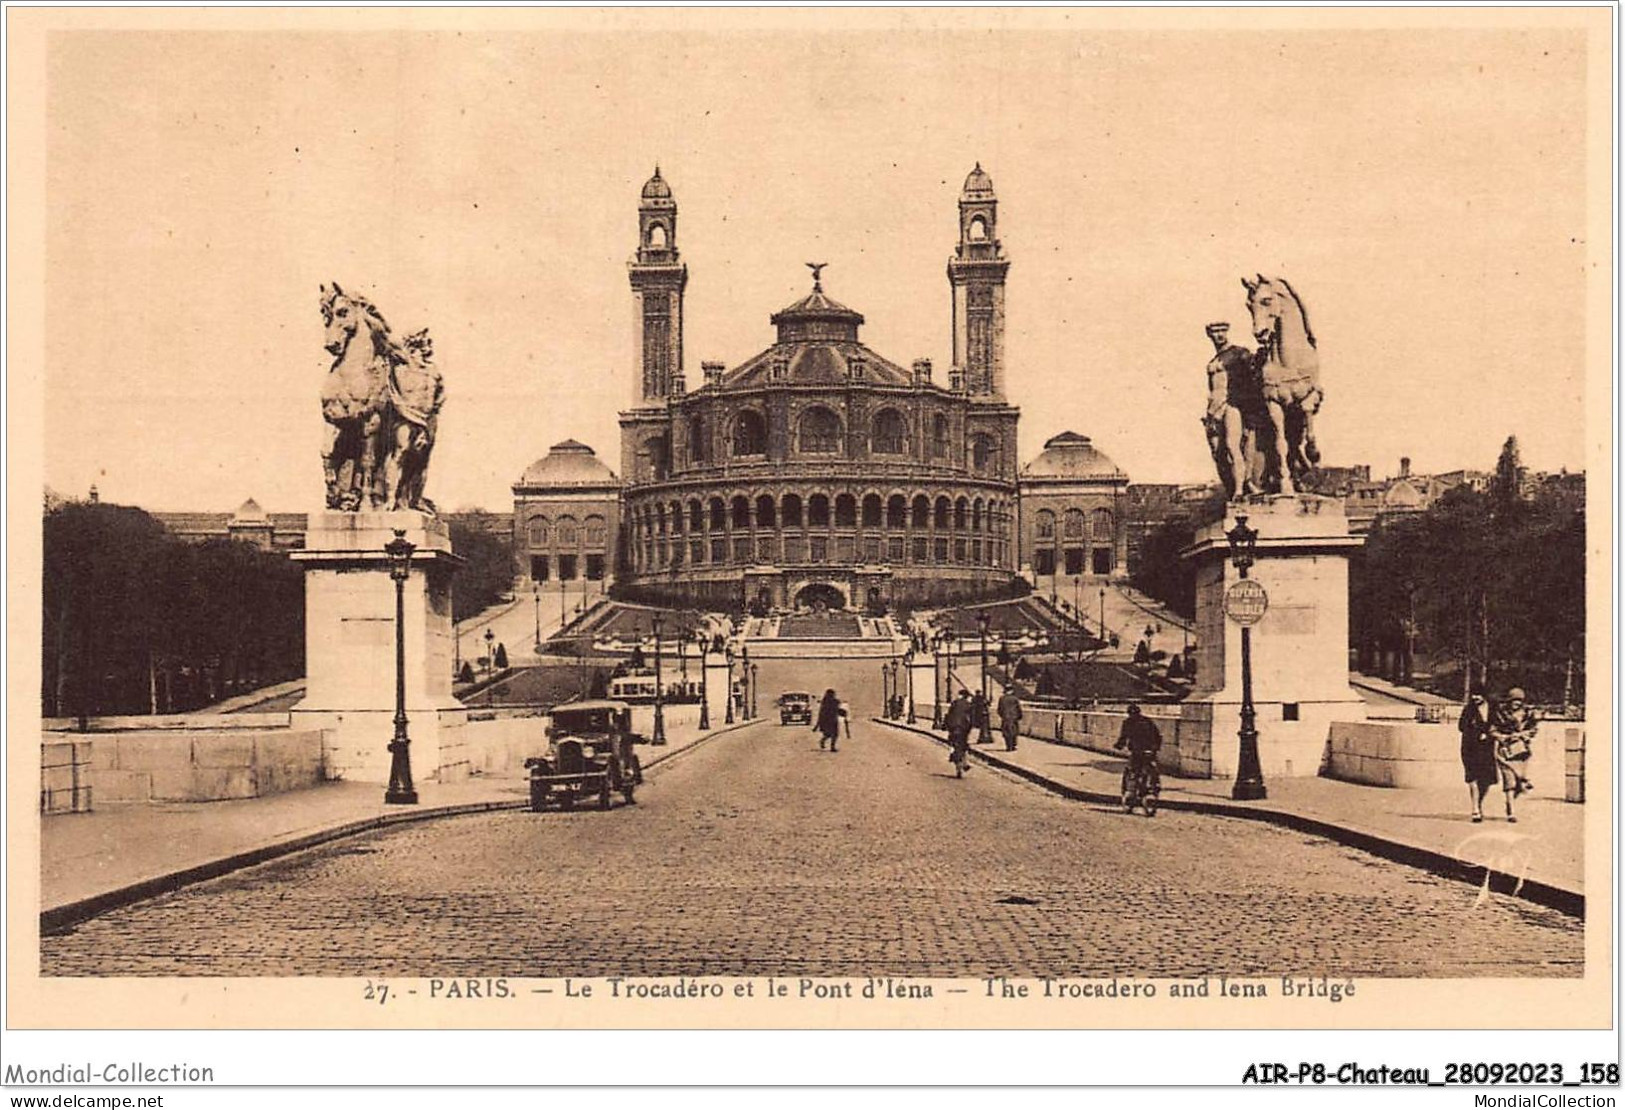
(666, 502, 682, 535)
(1092, 508, 1115, 540)
(1035, 510, 1056, 540)
(647, 222, 668, 249)
(781, 493, 803, 527)
(972, 499, 984, 532)
(527, 516, 550, 546)
(931, 415, 950, 461)
(871, 409, 906, 455)
(655, 506, 666, 535)
(886, 495, 907, 528)
(911, 495, 931, 528)
(798, 407, 841, 454)
(808, 494, 830, 526)
(1064, 508, 1086, 540)
(642, 435, 670, 482)
(968, 216, 988, 242)
(731, 495, 752, 529)
(688, 500, 703, 532)
(585, 516, 607, 547)
(689, 415, 706, 464)
(971, 433, 997, 473)
(708, 497, 726, 530)
(556, 515, 579, 547)
(834, 494, 857, 526)
(732, 410, 766, 457)
(861, 494, 883, 527)
(934, 496, 951, 530)
(756, 494, 777, 529)
(954, 498, 968, 530)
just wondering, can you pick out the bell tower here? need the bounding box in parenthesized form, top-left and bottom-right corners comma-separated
(947, 163, 1010, 400)
(629, 166, 687, 405)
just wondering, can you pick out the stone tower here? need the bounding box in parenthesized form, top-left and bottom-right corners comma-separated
(629, 166, 687, 404)
(947, 163, 1010, 400)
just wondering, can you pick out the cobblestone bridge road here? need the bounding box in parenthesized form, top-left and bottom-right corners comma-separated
(44, 665, 1581, 978)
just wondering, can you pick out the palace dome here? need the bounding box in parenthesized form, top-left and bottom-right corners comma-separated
(518, 440, 619, 488)
(640, 167, 673, 202)
(961, 162, 995, 200)
(1020, 432, 1126, 481)
(718, 279, 913, 388)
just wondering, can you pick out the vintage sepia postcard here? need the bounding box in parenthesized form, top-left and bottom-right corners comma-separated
(4, 5, 1616, 1076)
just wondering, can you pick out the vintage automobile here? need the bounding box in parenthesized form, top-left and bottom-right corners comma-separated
(778, 691, 813, 726)
(524, 700, 644, 811)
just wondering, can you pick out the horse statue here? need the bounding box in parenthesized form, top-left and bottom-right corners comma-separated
(319, 284, 445, 512)
(1242, 274, 1323, 494)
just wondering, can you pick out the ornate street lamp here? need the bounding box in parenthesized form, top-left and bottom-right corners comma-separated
(931, 632, 945, 728)
(1098, 585, 1106, 642)
(1073, 574, 1082, 628)
(696, 630, 711, 731)
(559, 577, 567, 629)
(750, 662, 759, 719)
(533, 582, 542, 651)
(484, 627, 496, 707)
(977, 611, 991, 703)
(889, 658, 901, 719)
(905, 649, 917, 723)
(881, 662, 892, 718)
(724, 645, 736, 724)
(383, 529, 418, 805)
(1226, 514, 1266, 801)
(651, 612, 667, 745)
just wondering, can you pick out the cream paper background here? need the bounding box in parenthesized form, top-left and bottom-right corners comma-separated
(5, 6, 1614, 1036)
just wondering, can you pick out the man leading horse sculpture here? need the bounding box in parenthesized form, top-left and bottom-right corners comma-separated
(319, 283, 445, 513)
(1203, 275, 1323, 500)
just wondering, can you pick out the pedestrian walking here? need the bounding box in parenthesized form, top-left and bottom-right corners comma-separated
(1490, 686, 1537, 809)
(1459, 684, 1502, 823)
(944, 689, 975, 775)
(997, 688, 1023, 751)
(972, 690, 993, 744)
(813, 689, 846, 752)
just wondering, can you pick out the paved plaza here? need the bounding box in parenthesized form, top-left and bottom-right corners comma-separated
(42, 660, 1581, 979)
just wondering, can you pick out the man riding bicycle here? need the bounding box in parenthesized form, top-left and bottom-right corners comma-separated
(1114, 703, 1163, 797)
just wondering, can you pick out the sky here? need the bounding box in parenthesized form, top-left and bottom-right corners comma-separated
(40, 17, 1597, 513)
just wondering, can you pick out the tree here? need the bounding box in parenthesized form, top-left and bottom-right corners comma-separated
(1491, 435, 1525, 514)
(1130, 516, 1199, 619)
(447, 515, 515, 623)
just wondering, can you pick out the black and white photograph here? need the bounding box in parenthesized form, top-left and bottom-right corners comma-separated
(4, 3, 1616, 1093)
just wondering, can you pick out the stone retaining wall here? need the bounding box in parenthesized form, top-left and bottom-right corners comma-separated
(1323, 719, 1582, 800)
(41, 727, 325, 806)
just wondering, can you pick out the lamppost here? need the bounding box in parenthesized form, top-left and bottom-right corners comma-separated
(1227, 514, 1266, 801)
(1073, 574, 1082, 628)
(650, 611, 667, 745)
(1098, 586, 1106, 643)
(484, 627, 495, 707)
(559, 577, 567, 629)
(383, 529, 418, 805)
(905, 649, 917, 723)
(532, 583, 542, 651)
(750, 662, 759, 719)
(696, 631, 711, 731)
(977, 611, 991, 703)
(881, 662, 891, 719)
(932, 633, 946, 728)
(724, 646, 736, 724)
(453, 616, 462, 681)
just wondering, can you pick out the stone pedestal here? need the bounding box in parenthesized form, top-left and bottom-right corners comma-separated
(291, 511, 467, 784)
(1183, 495, 1366, 779)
